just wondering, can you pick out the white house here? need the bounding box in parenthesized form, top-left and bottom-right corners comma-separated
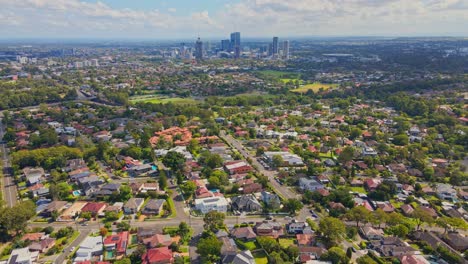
(73, 236, 103, 263)
(194, 197, 229, 214)
(298, 178, 324, 192)
(436, 184, 457, 200)
(8, 247, 39, 264)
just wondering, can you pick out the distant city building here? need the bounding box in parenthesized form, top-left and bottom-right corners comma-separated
(90, 59, 99, 67)
(234, 46, 241, 59)
(221, 39, 230, 51)
(195, 37, 203, 61)
(230, 32, 241, 51)
(272, 37, 279, 55)
(268, 43, 273, 56)
(283, 40, 290, 59)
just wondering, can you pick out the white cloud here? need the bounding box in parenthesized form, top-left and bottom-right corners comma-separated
(0, 0, 466, 38)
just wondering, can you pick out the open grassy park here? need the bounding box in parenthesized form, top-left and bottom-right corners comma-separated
(129, 95, 199, 105)
(291, 82, 339, 93)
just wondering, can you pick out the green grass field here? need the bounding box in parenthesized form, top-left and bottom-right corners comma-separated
(252, 251, 268, 264)
(291, 82, 339, 93)
(280, 78, 303, 84)
(130, 95, 198, 105)
(278, 238, 296, 248)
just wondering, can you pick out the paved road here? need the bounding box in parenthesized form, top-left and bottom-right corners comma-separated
(0, 118, 17, 207)
(220, 131, 309, 221)
(54, 229, 91, 264)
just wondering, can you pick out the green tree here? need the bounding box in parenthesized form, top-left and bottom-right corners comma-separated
(356, 255, 378, 264)
(118, 185, 133, 202)
(162, 151, 186, 171)
(284, 198, 304, 215)
(389, 224, 409, 238)
(393, 134, 409, 146)
(371, 208, 388, 229)
(158, 173, 168, 190)
(257, 236, 280, 253)
(436, 217, 468, 234)
(272, 154, 284, 167)
(338, 146, 355, 163)
(203, 211, 225, 232)
(197, 234, 222, 263)
(411, 207, 434, 230)
(345, 206, 371, 228)
(114, 258, 131, 264)
(0, 201, 36, 234)
(319, 217, 346, 246)
(320, 247, 350, 264)
(180, 181, 197, 199)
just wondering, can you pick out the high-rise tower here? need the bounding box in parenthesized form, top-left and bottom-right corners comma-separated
(195, 37, 203, 61)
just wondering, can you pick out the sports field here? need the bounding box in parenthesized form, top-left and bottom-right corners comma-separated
(291, 82, 339, 93)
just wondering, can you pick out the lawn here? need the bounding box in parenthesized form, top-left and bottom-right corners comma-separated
(278, 238, 295, 248)
(280, 78, 303, 84)
(252, 250, 268, 264)
(291, 82, 339, 93)
(130, 95, 198, 105)
(235, 239, 258, 251)
(349, 186, 367, 194)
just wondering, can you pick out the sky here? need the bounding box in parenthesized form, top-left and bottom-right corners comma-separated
(1, 0, 467, 40)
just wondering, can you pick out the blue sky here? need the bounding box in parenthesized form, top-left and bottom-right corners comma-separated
(1, 0, 468, 39)
(82, 0, 237, 16)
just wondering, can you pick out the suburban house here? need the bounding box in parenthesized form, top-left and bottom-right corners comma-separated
(360, 226, 384, 240)
(7, 247, 39, 264)
(194, 197, 229, 214)
(81, 202, 107, 217)
(123, 198, 145, 214)
(230, 226, 257, 241)
(254, 221, 284, 238)
(261, 191, 281, 209)
(224, 161, 252, 175)
(442, 233, 468, 252)
(29, 238, 56, 253)
(298, 178, 324, 192)
(23, 167, 45, 185)
(141, 247, 174, 264)
(287, 221, 312, 234)
(231, 195, 262, 212)
(142, 234, 173, 248)
(41, 200, 68, 217)
(263, 151, 304, 167)
(142, 199, 166, 216)
(57, 201, 87, 222)
(104, 231, 129, 257)
(74, 236, 103, 263)
(222, 250, 255, 264)
(436, 184, 457, 200)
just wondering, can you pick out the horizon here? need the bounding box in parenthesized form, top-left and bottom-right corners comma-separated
(1, 0, 468, 39)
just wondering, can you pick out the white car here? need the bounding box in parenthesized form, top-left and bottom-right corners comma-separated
(69, 247, 75, 252)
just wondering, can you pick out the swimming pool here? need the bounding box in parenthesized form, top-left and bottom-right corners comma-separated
(72, 190, 81, 197)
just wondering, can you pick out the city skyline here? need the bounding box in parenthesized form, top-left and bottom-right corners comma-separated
(1, 0, 468, 39)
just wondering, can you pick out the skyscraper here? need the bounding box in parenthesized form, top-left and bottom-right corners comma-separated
(195, 37, 203, 61)
(283, 40, 290, 60)
(272, 37, 279, 55)
(230, 32, 241, 51)
(221, 39, 230, 51)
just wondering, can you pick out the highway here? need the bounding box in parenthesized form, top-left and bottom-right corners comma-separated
(0, 118, 17, 207)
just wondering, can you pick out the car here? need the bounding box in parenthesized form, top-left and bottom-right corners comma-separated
(69, 247, 75, 252)
(351, 247, 357, 253)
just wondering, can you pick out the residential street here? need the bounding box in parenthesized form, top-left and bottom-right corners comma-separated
(0, 118, 17, 207)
